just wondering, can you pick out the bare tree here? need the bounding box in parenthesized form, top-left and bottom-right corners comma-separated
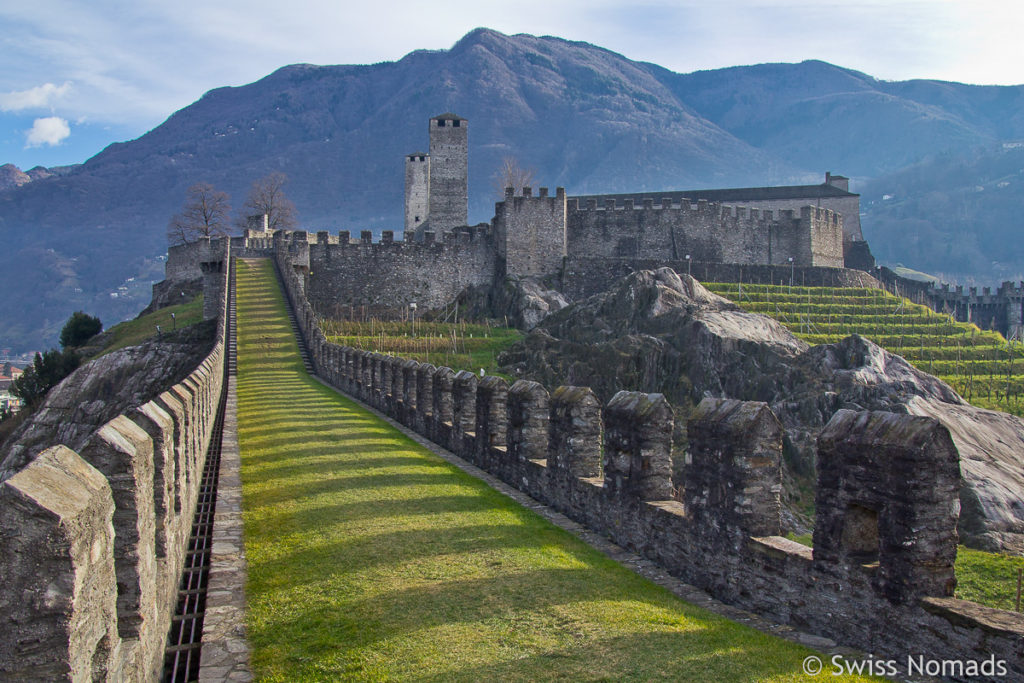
(167, 182, 232, 246)
(491, 156, 537, 198)
(239, 172, 297, 231)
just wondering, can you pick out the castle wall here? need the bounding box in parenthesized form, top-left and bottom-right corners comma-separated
(872, 266, 1024, 338)
(427, 115, 468, 233)
(804, 206, 845, 267)
(564, 198, 843, 269)
(715, 194, 862, 243)
(166, 239, 208, 281)
(561, 258, 881, 299)
(404, 153, 429, 234)
(0, 246, 231, 680)
(275, 257, 1024, 678)
(300, 227, 496, 319)
(493, 187, 567, 278)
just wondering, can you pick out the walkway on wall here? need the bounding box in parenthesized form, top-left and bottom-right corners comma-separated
(229, 258, 867, 681)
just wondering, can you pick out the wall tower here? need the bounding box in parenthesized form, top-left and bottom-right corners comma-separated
(495, 187, 567, 278)
(427, 113, 468, 232)
(404, 152, 429, 236)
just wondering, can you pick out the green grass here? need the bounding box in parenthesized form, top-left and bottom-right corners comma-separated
(235, 259, 875, 682)
(322, 318, 522, 376)
(706, 282, 1024, 416)
(785, 533, 1023, 612)
(953, 547, 1024, 611)
(94, 295, 204, 356)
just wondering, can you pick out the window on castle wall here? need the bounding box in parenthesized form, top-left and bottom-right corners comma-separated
(841, 503, 880, 564)
(437, 120, 445, 127)
(453, 120, 461, 127)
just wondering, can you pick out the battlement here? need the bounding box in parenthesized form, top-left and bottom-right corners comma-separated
(284, 225, 496, 319)
(431, 113, 466, 126)
(565, 198, 843, 268)
(285, 224, 493, 250)
(566, 196, 841, 227)
(0, 251, 231, 680)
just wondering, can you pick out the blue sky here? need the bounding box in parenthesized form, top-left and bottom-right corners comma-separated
(2, 0, 1022, 171)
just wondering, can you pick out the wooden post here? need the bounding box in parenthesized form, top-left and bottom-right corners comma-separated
(1016, 567, 1022, 612)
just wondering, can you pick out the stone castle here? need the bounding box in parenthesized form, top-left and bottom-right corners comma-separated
(202, 113, 882, 327)
(225, 111, 1022, 338)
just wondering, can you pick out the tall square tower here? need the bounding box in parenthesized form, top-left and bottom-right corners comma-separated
(404, 152, 429, 235)
(427, 113, 468, 232)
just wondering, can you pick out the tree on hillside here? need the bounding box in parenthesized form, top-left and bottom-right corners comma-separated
(59, 311, 102, 349)
(491, 156, 537, 199)
(10, 348, 81, 409)
(167, 182, 232, 246)
(239, 172, 297, 231)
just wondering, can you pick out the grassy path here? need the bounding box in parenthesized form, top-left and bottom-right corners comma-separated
(234, 259, 873, 681)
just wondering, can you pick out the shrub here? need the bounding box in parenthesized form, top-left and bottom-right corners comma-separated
(59, 311, 102, 349)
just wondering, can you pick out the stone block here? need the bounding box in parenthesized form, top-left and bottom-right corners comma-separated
(685, 398, 783, 541)
(0, 446, 120, 681)
(549, 385, 602, 479)
(815, 410, 960, 604)
(603, 391, 673, 501)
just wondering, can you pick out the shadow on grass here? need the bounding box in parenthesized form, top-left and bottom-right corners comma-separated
(411, 629, 815, 683)
(249, 566, 817, 682)
(235, 258, 849, 683)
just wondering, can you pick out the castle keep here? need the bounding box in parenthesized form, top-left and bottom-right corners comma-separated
(405, 113, 469, 235)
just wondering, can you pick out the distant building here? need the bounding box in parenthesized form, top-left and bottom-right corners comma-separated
(0, 362, 23, 413)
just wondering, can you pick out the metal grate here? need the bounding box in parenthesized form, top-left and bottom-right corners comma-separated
(162, 263, 235, 682)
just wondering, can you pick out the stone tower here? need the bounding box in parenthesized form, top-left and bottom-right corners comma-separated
(427, 113, 468, 232)
(495, 187, 567, 278)
(404, 152, 429, 235)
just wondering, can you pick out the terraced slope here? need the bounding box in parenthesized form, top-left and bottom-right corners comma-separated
(233, 259, 872, 681)
(706, 283, 1024, 417)
(321, 319, 521, 377)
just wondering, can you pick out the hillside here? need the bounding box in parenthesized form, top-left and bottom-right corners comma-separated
(860, 144, 1024, 282)
(3, 28, 1024, 351)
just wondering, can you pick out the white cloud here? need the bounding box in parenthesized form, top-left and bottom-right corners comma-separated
(25, 116, 71, 147)
(0, 81, 72, 112)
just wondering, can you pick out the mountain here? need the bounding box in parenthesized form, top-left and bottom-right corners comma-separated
(2, 28, 1024, 351)
(860, 144, 1024, 282)
(660, 61, 1024, 175)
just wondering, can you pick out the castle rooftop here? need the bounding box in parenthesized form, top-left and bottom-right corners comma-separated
(571, 181, 859, 204)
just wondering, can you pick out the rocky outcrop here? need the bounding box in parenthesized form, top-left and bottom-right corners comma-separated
(139, 277, 203, 316)
(512, 278, 570, 330)
(0, 163, 31, 191)
(905, 397, 1024, 553)
(0, 320, 215, 481)
(461, 275, 570, 331)
(500, 267, 1024, 550)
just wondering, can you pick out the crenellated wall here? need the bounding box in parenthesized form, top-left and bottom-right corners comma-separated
(875, 266, 1024, 339)
(275, 249, 1024, 678)
(0, 241, 231, 681)
(564, 197, 844, 269)
(285, 227, 496, 319)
